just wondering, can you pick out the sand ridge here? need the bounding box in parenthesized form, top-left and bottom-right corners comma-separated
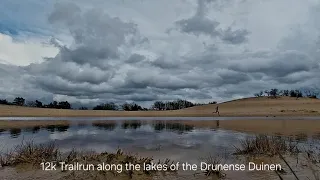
(0, 96, 320, 117)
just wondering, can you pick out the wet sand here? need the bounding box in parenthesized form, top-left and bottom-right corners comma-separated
(0, 97, 320, 117)
(170, 119, 320, 136)
(0, 120, 71, 129)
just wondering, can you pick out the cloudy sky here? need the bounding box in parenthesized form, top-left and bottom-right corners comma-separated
(1, 0, 320, 108)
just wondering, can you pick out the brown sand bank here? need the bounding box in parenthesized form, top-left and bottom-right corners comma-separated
(168, 120, 320, 136)
(1, 96, 320, 117)
(0, 120, 70, 129)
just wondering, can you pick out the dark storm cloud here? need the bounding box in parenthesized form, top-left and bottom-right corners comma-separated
(116, 93, 159, 102)
(48, 2, 81, 25)
(122, 70, 200, 90)
(175, 0, 220, 37)
(175, 0, 249, 44)
(31, 75, 114, 96)
(0, 64, 53, 101)
(228, 50, 318, 77)
(275, 71, 315, 84)
(57, 46, 118, 68)
(126, 54, 145, 64)
(24, 2, 160, 103)
(217, 70, 251, 85)
(177, 68, 251, 88)
(220, 28, 249, 44)
(47, 2, 142, 68)
(175, 14, 220, 37)
(150, 56, 181, 69)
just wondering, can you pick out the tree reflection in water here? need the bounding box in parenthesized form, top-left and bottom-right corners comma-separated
(24, 126, 41, 134)
(9, 128, 21, 138)
(153, 122, 194, 133)
(0, 128, 5, 135)
(92, 123, 117, 131)
(121, 121, 141, 129)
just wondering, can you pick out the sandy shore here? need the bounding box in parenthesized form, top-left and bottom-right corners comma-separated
(0, 96, 320, 117)
(169, 120, 320, 136)
(0, 120, 71, 129)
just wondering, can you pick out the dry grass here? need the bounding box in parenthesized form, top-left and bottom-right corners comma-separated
(304, 146, 320, 180)
(234, 135, 299, 156)
(0, 141, 59, 167)
(1, 96, 320, 117)
(202, 155, 226, 179)
(276, 150, 320, 180)
(234, 135, 320, 180)
(0, 141, 176, 179)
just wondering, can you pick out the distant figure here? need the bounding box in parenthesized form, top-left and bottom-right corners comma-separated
(213, 105, 220, 116)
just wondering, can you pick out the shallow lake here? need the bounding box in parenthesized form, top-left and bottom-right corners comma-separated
(1, 119, 320, 179)
(1, 120, 319, 158)
(0, 121, 249, 157)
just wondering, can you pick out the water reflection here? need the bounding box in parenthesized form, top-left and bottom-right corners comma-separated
(153, 122, 194, 133)
(78, 123, 89, 128)
(294, 133, 308, 142)
(0, 120, 319, 170)
(0, 121, 319, 144)
(0, 128, 5, 135)
(312, 132, 320, 140)
(9, 128, 21, 138)
(92, 122, 116, 130)
(56, 125, 70, 132)
(46, 125, 55, 132)
(0, 121, 198, 138)
(0, 122, 200, 138)
(121, 121, 141, 129)
(44, 125, 70, 133)
(24, 126, 40, 134)
(153, 123, 165, 131)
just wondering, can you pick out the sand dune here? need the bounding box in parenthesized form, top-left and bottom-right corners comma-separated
(0, 96, 320, 117)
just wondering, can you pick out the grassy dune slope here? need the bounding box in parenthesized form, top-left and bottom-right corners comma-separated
(0, 96, 320, 117)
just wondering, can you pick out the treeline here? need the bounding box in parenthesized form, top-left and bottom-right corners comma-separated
(151, 99, 216, 110)
(0, 97, 215, 111)
(0, 97, 72, 109)
(254, 88, 319, 98)
(92, 102, 148, 111)
(92, 99, 208, 111)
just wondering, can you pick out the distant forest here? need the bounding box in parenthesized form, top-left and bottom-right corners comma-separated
(0, 97, 217, 111)
(0, 88, 318, 111)
(254, 88, 319, 99)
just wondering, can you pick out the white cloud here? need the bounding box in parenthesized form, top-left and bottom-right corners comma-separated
(0, 33, 59, 66)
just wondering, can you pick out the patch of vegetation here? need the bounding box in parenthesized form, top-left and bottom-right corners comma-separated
(276, 148, 320, 180)
(202, 155, 226, 179)
(304, 146, 320, 180)
(254, 88, 319, 99)
(234, 135, 320, 180)
(0, 141, 59, 167)
(234, 135, 299, 156)
(0, 141, 176, 180)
